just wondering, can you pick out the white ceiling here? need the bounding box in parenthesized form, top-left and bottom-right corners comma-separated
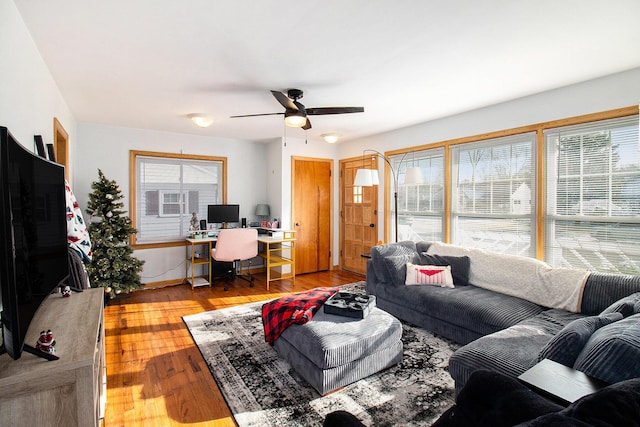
(14, 0, 640, 144)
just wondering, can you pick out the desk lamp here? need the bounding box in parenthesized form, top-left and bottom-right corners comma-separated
(255, 204, 270, 227)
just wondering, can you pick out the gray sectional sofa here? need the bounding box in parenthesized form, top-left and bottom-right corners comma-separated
(366, 240, 640, 393)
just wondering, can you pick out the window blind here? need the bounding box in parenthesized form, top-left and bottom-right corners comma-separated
(136, 155, 223, 244)
(450, 132, 536, 256)
(544, 115, 640, 274)
(390, 147, 445, 242)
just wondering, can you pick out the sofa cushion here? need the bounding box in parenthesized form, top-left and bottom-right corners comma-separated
(601, 292, 640, 317)
(449, 309, 584, 393)
(515, 378, 640, 427)
(419, 253, 470, 286)
(580, 273, 640, 315)
(537, 312, 623, 366)
(405, 263, 454, 287)
(432, 370, 563, 427)
(381, 255, 416, 285)
(370, 241, 419, 285)
(573, 313, 640, 384)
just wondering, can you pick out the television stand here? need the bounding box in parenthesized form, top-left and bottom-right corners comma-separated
(21, 344, 59, 361)
(0, 288, 106, 426)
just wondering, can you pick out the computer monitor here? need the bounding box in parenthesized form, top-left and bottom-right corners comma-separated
(207, 204, 240, 228)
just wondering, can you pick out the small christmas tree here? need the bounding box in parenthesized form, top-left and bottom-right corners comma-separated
(86, 169, 144, 299)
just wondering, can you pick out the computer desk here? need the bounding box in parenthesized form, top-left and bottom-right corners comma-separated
(185, 229, 296, 290)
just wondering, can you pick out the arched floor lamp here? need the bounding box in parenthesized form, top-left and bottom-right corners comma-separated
(354, 149, 422, 242)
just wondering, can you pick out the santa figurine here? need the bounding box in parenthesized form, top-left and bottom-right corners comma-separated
(36, 329, 56, 354)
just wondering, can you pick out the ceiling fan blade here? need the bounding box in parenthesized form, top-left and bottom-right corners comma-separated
(229, 112, 283, 118)
(271, 90, 298, 110)
(306, 107, 364, 115)
(302, 117, 312, 130)
(293, 100, 307, 115)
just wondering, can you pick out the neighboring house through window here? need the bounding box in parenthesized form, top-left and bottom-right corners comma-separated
(131, 151, 227, 246)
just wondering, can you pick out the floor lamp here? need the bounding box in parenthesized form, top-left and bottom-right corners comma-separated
(354, 149, 422, 242)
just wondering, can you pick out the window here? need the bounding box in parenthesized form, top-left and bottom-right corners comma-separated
(391, 148, 445, 242)
(132, 151, 227, 245)
(545, 116, 640, 274)
(450, 133, 536, 256)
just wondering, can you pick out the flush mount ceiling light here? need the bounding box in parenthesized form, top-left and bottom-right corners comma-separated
(321, 133, 340, 143)
(188, 114, 213, 128)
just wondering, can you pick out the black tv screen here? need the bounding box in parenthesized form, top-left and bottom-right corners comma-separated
(207, 204, 240, 225)
(0, 127, 69, 360)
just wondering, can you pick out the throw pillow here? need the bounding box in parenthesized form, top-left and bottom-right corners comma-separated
(537, 312, 623, 366)
(573, 313, 640, 384)
(381, 254, 418, 286)
(601, 292, 640, 318)
(419, 253, 471, 286)
(405, 262, 454, 288)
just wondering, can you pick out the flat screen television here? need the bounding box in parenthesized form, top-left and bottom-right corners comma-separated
(0, 127, 69, 360)
(207, 204, 240, 227)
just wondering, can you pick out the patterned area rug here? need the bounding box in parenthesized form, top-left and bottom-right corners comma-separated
(183, 282, 459, 426)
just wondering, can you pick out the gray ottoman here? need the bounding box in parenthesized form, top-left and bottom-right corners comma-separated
(273, 306, 403, 395)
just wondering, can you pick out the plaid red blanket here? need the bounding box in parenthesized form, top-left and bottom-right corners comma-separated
(261, 287, 339, 346)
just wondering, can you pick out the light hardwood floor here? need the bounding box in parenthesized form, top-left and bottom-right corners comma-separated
(103, 270, 363, 426)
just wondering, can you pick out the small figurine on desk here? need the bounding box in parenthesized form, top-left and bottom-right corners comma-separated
(267, 218, 279, 229)
(190, 212, 200, 231)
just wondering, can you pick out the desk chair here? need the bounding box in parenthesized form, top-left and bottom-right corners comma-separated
(211, 228, 258, 291)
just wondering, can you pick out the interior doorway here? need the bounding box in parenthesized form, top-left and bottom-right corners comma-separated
(292, 157, 332, 274)
(53, 118, 69, 179)
(340, 155, 378, 275)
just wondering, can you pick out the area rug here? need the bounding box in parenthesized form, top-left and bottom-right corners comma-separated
(183, 282, 459, 426)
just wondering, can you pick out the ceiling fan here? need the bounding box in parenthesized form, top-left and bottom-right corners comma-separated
(230, 89, 364, 130)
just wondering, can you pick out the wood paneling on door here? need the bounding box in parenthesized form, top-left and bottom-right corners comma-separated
(293, 158, 331, 274)
(340, 156, 378, 275)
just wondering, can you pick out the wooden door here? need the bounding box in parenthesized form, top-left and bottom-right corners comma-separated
(340, 156, 378, 275)
(292, 158, 331, 274)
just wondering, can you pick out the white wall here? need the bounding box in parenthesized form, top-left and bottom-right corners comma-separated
(5, 0, 639, 280)
(75, 123, 268, 284)
(0, 0, 76, 167)
(339, 67, 640, 242)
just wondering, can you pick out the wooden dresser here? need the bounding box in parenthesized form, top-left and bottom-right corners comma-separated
(0, 288, 106, 427)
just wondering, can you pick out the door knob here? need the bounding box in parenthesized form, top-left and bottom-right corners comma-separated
(369, 223, 375, 227)
(295, 222, 300, 226)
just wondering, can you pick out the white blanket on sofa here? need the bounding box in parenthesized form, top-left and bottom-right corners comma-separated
(426, 242, 591, 313)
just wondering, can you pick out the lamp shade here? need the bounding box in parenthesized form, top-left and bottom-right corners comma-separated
(404, 166, 423, 185)
(255, 204, 270, 216)
(354, 169, 380, 187)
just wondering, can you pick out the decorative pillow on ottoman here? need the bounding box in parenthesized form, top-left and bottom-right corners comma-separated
(537, 312, 623, 366)
(573, 313, 640, 384)
(405, 262, 454, 288)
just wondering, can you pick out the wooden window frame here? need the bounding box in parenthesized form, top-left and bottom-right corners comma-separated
(129, 150, 227, 249)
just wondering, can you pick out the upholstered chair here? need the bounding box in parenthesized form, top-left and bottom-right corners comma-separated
(211, 228, 258, 291)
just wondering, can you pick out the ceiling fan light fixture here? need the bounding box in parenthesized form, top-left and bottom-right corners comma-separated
(284, 110, 307, 128)
(322, 133, 340, 144)
(188, 114, 213, 128)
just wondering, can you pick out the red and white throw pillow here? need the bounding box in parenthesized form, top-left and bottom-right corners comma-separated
(405, 263, 454, 288)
